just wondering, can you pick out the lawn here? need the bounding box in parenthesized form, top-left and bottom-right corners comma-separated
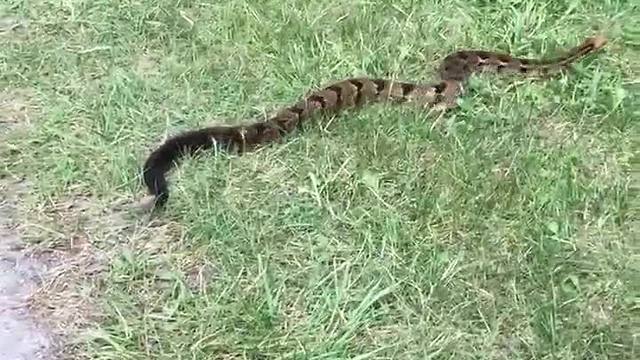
(1, 0, 638, 359)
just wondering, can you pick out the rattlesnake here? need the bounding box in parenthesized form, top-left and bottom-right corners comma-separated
(140, 35, 608, 211)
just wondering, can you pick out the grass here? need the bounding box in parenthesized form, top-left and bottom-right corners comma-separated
(1, 0, 639, 358)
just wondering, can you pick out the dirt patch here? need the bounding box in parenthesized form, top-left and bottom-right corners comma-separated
(586, 295, 614, 328)
(0, 179, 56, 360)
(0, 84, 59, 359)
(534, 118, 574, 148)
(0, 88, 35, 134)
(5, 190, 152, 358)
(0, 16, 28, 42)
(0, 86, 110, 358)
(0, 184, 151, 359)
(22, 195, 124, 326)
(135, 52, 160, 76)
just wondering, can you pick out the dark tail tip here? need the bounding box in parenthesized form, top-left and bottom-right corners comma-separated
(143, 154, 170, 210)
(140, 127, 218, 211)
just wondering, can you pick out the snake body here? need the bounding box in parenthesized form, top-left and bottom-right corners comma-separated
(141, 35, 608, 210)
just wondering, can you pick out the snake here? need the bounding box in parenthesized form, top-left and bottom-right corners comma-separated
(140, 35, 608, 211)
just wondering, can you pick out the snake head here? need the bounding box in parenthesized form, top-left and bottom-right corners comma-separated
(587, 35, 608, 51)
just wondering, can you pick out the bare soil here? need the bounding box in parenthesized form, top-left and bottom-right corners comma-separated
(0, 179, 55, 360)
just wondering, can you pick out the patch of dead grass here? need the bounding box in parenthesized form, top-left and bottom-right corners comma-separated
(8, 190, 171, 358)
(134, 52, 160, 77)
(0, 16, 29, 42)
(586, 295, 615, 329)
(534, 118, 575, 148)
(0, 88, 36, 133)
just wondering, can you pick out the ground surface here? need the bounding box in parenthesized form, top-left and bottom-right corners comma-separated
(0, 179, 53, 360)
(1, 0, 639, 359)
